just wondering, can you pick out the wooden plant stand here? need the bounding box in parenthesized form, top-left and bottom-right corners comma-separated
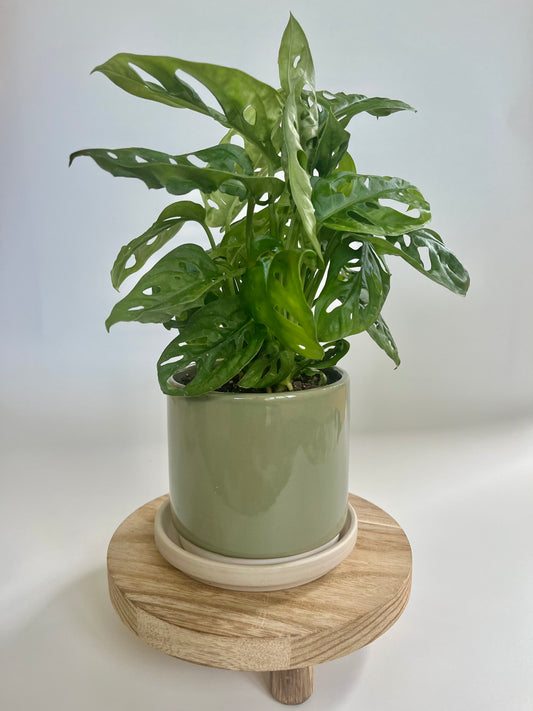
(107, 494, 412, 705)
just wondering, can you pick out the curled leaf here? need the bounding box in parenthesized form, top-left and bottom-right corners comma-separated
(315, 239, 390, 341)
(70, 145, 284, 202)
(241, 249, 323, 359)
(105, 244, 232, 329)
(111, 201, 207, 289)
(313, 171, 431, 236)
(157, 297, 265, 396)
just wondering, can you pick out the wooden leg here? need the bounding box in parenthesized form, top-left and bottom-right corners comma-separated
(270, 667, 314, 705)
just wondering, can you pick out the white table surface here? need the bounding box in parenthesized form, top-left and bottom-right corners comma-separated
(1, 413, 532, 711)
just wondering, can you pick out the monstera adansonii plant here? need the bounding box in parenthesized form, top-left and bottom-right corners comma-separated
(70, 14, 469, 396)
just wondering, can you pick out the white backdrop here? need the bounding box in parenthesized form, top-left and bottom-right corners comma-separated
(2, 0, 532, 434)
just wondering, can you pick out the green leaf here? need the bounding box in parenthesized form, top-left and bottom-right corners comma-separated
(316, 91, 416, 127)
(311, 107, 350, 176)
(70, 145, 284, 202)
(278, 16, 321, 256)
(367, 314, 400, 366)
(215, 205, 281, 266)
(157, 297, 265, 396)
(111, 201, 207, 289)
(315, 239, 390, 341)
(93, 53, 282, 163)
(335, 151, 357, 173)
(105, 244, 231, 329)
(374, 229, 470, 295)
(278, 15, 318, 149)
(279, 15, 315, 92)
(313, 171, 431, 236)
(239, 339, 295, 389)
(241, 249, 324, 359)
(297, 338, 350, 373)
(282, 95, 321, 254)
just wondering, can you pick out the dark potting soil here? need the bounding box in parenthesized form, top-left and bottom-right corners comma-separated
(175, 371, 324, 393)
(217, 372, 323, 393)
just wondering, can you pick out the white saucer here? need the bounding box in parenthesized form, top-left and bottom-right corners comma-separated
(154, 499, 358, 592)
(179, 530, 341, 565)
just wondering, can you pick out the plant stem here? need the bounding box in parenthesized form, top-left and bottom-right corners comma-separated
(269, 202, 278, 239)
(246, 198, 255, 264)
(286, 214, 298, 250)
(202, 224, 217, 251)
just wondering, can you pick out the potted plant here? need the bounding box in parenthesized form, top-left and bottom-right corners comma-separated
(70, 16, 469, 567)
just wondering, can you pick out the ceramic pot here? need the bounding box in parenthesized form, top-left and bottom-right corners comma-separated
(166, 366, 349, 559)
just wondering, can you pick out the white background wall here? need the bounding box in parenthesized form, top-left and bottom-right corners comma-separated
(2, 0, 532, 435)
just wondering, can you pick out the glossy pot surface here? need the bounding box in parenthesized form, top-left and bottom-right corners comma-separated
(167, 367, 349, 559)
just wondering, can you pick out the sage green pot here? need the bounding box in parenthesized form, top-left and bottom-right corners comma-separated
(166, 367, 349, 559)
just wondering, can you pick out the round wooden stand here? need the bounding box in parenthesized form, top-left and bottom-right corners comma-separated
(107, 494, 412, 705)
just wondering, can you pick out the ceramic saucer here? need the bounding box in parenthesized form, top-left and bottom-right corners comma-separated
(154, 499, 358, 592)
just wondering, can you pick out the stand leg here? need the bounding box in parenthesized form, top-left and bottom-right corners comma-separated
(270, 667, 314, 705)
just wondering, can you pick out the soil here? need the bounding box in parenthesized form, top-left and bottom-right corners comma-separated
(175, 370, 325, 393)
(217, 372, 323, 393)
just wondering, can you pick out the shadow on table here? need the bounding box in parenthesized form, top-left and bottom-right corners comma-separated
(1, 568, 368, 709)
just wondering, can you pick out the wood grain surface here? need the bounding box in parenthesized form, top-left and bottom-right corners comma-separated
(107, 494, 412, 672)
(270, 667, 313, 705)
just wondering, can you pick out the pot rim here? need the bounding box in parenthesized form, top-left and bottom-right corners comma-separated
(166, 365, 348, 401)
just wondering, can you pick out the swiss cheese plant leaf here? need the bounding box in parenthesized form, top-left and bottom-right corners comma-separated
(313, 171, 431, 236)
(315, 239, 390, 341)
(70, 145, 284, 202)
(316, 91, 416, 127)
(311, 107, 350, 176)
(93, 53, 282, 163)
(105, 244, 232, 329)
(367, 314, 400, 366)
(239, 339, 295, 389)
(200, 129, 273, 230)
(157, 297, 265, 396)
(375, 229, 470, 296)
(202, 190, 244, 230)
(278, 16, 321, 256)
(282, 93, 320, 252)
(215, 205, 280, 266)
(241, 250, 324, 359)
(111, 201, 207, 289)
(335, 150, 357, 173)
(296, 338, 350, 374)
(278, 14, 318, 149)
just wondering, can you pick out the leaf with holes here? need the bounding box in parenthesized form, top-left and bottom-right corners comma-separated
(281, 94, 320, 254)
(278, 16, 321, 256)
(367, 314, 400, 366)
(93, 53, 282, 164)
(70, 146, 283, 202)
(157, 297, 265, 396)
(375, 229, 470, 296)
(278, 14, 318, 151)
(239, 339, 295, 389)
(110, 201, 208, 289)
(201, 130, 271, 230)
(316, 91, 416, 127)
(215, 205, 280, 266)
(241, 250, 323, 359)
(105, 244, 234, 330)
(296, 338, 350, 374)
(311, 107, 350, 176)
(203, 190, 243, 230)
(312, 171, 431, 236)
(315, 239, 390, 341)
